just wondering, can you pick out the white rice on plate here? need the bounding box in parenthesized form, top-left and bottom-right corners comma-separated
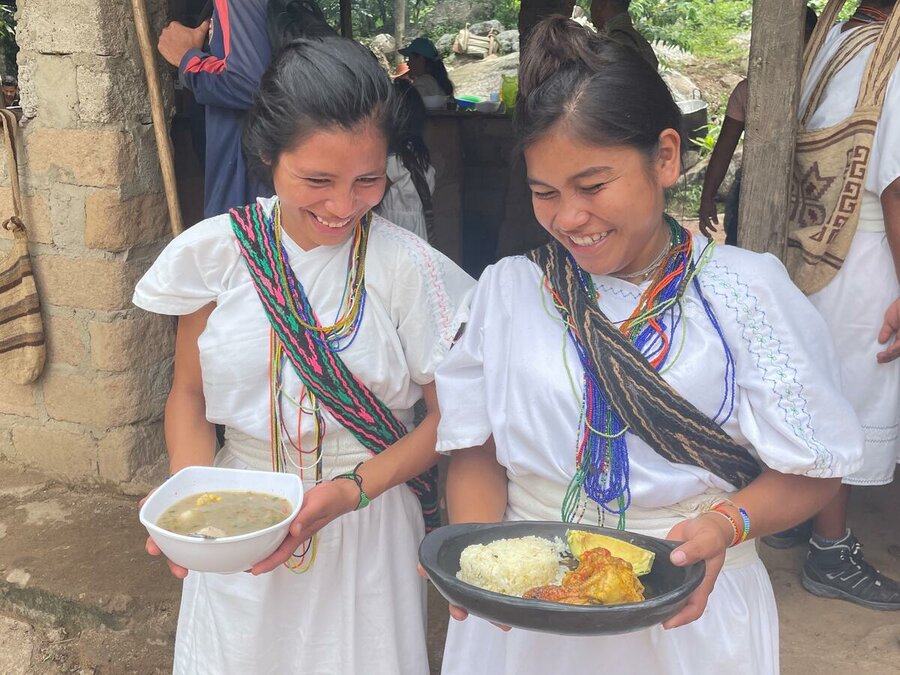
(457, 536, 565, 597)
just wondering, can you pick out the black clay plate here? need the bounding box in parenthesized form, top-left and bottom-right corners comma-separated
(419, 521, 705, 636)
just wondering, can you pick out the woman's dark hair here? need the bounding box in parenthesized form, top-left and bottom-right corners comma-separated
(266, 0, 337, 54)
(424, 57, 455, 97)
(391, 79, 436, 243)
(243, 37, 399, 185)
(516, 16, 682, 159)
(805, 5, 818, 34)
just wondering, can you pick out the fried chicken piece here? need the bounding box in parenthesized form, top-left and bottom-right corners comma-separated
(523, 547, 645, 605)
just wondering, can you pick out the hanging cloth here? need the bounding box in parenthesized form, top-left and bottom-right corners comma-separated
(786, 0, 900, 294)
(528, 240, 761, 490)
(229, 202, 440, 530)
(0, 109, 46, 384)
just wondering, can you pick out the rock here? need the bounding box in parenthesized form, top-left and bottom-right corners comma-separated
(663, 68, 701, 102)
(107, 594, 132, 613)
(369, 33, 396, 55)
(682, 150, 702, 172)
(6, 568, 31, 588)
(448, 51, 520, 99)
(0, 522, 6, 539)
(435, 33, 455, 56)
(497, 30, 519, 54)
(469, 20, 503, 36)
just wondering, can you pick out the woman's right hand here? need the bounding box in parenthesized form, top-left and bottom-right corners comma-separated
(416, 564, 511, 631)
(140, 488, 190, 579)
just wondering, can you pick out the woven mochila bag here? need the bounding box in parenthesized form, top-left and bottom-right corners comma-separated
(786, 0, 900, 294)
(0, 108, 45, 384)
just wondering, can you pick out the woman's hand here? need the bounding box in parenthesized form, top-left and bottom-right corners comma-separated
(877, 298, 900, 363)
(415, 564, 511, 631)
(140, 488, 190, 579)
(250, 479, 360, 575)
(698, 198, 721, 239)
(663, 512, 733, 629)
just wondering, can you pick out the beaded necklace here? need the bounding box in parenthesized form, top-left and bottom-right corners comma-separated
(544, 216, 735, 528)
(851, 5, 890, 23)
(268, 203, 370, 572)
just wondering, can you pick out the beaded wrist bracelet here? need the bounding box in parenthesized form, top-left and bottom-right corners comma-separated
(332, 462, 371, 511)
(738, 507, 751, 543)
(707, 508, 741, 548)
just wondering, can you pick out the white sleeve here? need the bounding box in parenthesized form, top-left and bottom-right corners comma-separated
(385, 227, 475, 385)
(434, 262, 506, 453)
(132, 215, 242, 315)
(704, 251, 865, 478)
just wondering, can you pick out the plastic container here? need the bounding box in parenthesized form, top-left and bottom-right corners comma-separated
(139, 466, 304, 574)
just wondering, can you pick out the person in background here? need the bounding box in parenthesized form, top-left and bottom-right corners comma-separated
(700, 6, 819, 245)
(1, 75, 18, 108)
(590, 0, 658, 69)
(399, 37, 455, 99)
(774, 0, 900, 611)
(376, 80, 436, 243)
(158, 0, 271, 219)
(430, 17, 863, 675)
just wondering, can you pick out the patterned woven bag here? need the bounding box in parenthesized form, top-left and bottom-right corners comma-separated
(0, 108, 45, 384)
(786, 0, 900, 294)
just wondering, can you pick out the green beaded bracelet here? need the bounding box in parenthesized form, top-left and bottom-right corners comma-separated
(332, 462, 370, 511)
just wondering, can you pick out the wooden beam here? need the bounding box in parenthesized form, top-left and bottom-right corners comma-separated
(339, 0, 352, 38)
(394, 0, 406, 63)
(737, 0, 806, 257)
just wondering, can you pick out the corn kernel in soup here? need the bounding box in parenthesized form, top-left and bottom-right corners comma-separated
(157, 490, 292, 537)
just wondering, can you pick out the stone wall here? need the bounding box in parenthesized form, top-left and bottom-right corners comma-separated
(0, 0, 175, 485)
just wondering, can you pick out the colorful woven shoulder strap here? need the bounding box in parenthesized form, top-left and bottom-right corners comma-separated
(528, 240, 761, 490)
(230, 202, 439, 530)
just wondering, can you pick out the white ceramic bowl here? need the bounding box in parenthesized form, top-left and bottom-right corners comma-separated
(139, 466, 303, 574)
(422, 94, 448, 110)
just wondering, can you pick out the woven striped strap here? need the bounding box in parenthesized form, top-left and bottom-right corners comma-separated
(230, 203, 439, 530)
(528, 241, 761, 490)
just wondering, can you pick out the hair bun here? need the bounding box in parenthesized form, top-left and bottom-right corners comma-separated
(519, 15, 612, 98)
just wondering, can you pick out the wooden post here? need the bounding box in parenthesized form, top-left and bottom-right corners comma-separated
(131, 0, 185, 236)
(340, 0, 353, 38)
(737, 0, 806, 258)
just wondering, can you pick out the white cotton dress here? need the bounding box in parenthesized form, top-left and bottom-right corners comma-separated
(434, 240, 865, 675)
(375, 155, 435, 242)
(799, 23, 900, 485)
(133, 196, 475, 675)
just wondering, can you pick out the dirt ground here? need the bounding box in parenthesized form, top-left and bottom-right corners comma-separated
(1, 460, 898, 674)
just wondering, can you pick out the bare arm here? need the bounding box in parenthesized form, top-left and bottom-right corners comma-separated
(881, 175, 900, 281)
(252, 382, 447, 574)
(664, 469, 839, 629)
(698, 116, 744, 238)
(446, 436, 508, 524)
(164, 303, 217, 473)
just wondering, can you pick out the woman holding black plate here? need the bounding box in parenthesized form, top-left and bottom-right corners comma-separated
(431, 16, 864, 675)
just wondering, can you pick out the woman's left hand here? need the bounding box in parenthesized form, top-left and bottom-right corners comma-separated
(250, 479, 360, 575)
(877, 298, 900, 363)
(662, 512, 733, 629)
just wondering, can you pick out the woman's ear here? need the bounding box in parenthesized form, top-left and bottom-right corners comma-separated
(656, 128, 682, 189)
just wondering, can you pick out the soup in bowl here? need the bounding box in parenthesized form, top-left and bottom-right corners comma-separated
(139, 466, 304, 574)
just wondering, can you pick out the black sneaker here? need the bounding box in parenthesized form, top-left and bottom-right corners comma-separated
(801, 533, 900, 610)
(761, 520, 813, 549)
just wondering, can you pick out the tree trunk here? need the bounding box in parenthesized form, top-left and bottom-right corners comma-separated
(737, 0, 806, 258)
(339, 0, 352, 38)
(518, 0, 575, 51)
(394, 0, 406, 64)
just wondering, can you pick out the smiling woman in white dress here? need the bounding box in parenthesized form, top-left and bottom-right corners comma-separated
(133, 36, 473, 674)
(431, 17, 865, 675)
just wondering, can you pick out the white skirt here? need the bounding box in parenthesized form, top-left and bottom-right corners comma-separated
(809, 230, 900, 485)
(440, 475, 779, 675)
(172, 430, 430, 675)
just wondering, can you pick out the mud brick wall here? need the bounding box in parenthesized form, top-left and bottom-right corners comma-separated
(0, 0, 176, 485)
